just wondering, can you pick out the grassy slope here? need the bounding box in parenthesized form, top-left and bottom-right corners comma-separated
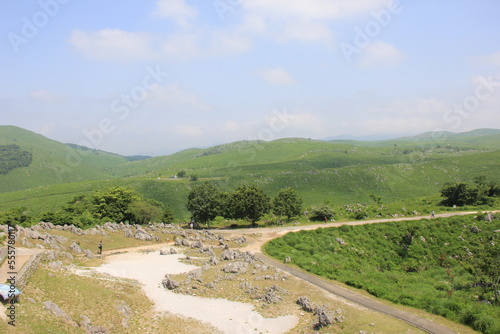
(0, 127, 499, 220)
(0, 126, 127, 193)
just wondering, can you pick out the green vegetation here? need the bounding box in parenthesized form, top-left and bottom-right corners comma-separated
(308, 202, 335, 221)
(0, 144, 32, 174)
(0, 187, 169, 228)
(266, 215, 500, 334)
(1, 126, 499, 221)
(186, 183, 289, 227)
(272, 187, 303, 221)
(441, 176, 500, 206)
(186, 182, 222, 226)
(227, 185, 271, 224)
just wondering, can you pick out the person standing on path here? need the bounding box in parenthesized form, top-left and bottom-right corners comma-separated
(98, 241, 102, 255)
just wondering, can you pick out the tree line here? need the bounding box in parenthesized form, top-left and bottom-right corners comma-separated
(0, 144, 32, 175)
(0, 187, 174, 228)
(187, 183, 303, 227)
(440, 176, 500, 207)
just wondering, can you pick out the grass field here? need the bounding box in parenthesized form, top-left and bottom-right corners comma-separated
(1, 126, 499, 222)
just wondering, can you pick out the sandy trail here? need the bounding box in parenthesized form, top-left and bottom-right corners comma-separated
(89, 249, 298, 334)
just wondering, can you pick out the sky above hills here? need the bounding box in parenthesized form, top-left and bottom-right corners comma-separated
(1, 0, 500, 156)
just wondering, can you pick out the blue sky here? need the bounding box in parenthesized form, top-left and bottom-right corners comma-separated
(1, 0, 499, 156)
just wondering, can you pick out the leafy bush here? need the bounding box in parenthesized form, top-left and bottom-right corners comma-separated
(309, 203, 335, 221)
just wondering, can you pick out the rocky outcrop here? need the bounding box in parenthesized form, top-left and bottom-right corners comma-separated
(43, 301, 77, 326)
(69, 241, 83, 253)
(79, 315, 109, 334)
(297, 296, 314, 312)
(222, 262, 248, 274)
(162, 275, 179, 290)
(116, 301, 134, 328)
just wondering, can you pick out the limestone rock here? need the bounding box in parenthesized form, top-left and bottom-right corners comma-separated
(162, 275, 179, 290)
(43, 301, 77, 326)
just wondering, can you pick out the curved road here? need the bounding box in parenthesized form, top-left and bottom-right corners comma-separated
(220, 210, 499, 334)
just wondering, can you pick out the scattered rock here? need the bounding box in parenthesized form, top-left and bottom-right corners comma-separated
(116, 301, 134, 328)
(470, 225, 481, 233)
(124, 229, 133, 238)
(48, 261, 63, 270)
(21, 238, 34, 247)
(83, 249, 94, 258)
(223, 262, 248, 274)
(261, 285, 286, 304)
(220, 249, 236, 261)
(79, 315, 109, 334)
(191, 240, 204, 248)
(43, 301, 77, 326)
(335, 238, 346, 246)
(135, 228, 153, 241)
(162, 275, 179, 290)
(297, 296, 314, 313)
(208, 256, 219, 266)
(69, 241, 82, 253)
(314, 306, 333, 329)
(188, 268, 204, 280)
(234, 236, 247, 244)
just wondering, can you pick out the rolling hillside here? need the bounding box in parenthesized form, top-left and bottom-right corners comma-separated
(0, 126, 127, 193)
(0, 126, 499, 219)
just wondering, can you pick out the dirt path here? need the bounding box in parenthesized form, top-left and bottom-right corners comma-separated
(216, 210, 499, 334)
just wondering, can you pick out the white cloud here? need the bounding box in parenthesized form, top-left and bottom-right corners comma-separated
(69, 29, 155, 61)
(152, 0, 198, 27)
(239, 0, 387, 44)
(161, 32, 200, 60)
(278, 20, 333, 44)
(242, 0, 388, 21)
(358, 41, 405, 68)
(257, 67, 296, 85)
(210, 31, 253, 55)
(148, 84, 210, 110)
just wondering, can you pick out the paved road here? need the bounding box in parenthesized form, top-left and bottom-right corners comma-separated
(220, 210, 500, 334)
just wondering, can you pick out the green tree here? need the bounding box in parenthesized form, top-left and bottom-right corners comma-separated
(0, 207, 32, 227)
(272, 187, 303, 221)
(187, 182, 221, 227)
(440, 182, 477, 206)
(63, 195, 92, 215)
(440, 180, 500, 207)
(91, 187, 139, 222)
(176, 170, 187, 178)
(127, 198, 164, 224)
(309, 203, 335, 221)
(163, 206, 175, 224)
(229, 185, 271, 226)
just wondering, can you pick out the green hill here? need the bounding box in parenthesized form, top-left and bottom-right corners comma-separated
(0, 126, 499, 220)
(0, 126, 127, 193)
